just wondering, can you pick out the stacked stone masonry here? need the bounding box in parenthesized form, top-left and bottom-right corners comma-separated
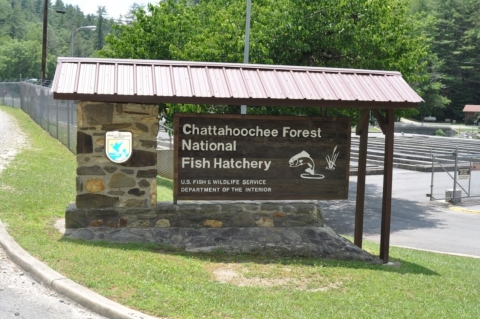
(63, 225, 379, 263)
(64, 201, 380, 262)
(65, 201, 323, 229)
(76, 102, 158, 209)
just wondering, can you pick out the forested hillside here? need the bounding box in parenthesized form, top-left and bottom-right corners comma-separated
(0, 0, 138, 83)
(410, 0, 480, 122)
(1, 0, 479, 122)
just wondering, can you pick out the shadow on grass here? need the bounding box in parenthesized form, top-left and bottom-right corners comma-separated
(57, 236, 440, 276)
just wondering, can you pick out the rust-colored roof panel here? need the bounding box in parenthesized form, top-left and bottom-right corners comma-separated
(463, 105, 480, 112)
(385, 76, 417, 102)
(295, 71, 322, 100)
(77, 63, 96, 94)
(190, 67, 210, 97)
(52, 57, 423, 109)
(97, 64, 115, 95)
(260, 70, 284, 99)
(208, 67, 230, 98)
(308, 72, 337, 100)
(117, 64, 134, 95)
(242, 69, 267, 99)
(355, 74, 387, 101)
(172, 67, 192, 97)
(154, 66, 173, 97)
(56, 62, 78, 93)
(224, 68, 248, 98)
(275, 70, 303, 99)
(136, 65, 154, 96)
(343, 74, 370, 101)
(329, 73, 356, 101)
(370, 75, 402, 102)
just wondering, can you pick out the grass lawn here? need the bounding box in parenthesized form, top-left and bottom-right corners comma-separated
(1, 105, 480, 319)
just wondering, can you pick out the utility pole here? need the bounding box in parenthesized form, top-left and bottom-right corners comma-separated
(41, 3, 65, 86)
(241, 0, 251, 115)
(41, 0, 48, 85)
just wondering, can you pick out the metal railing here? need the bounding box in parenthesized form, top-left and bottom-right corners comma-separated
(429, 149, 480, 203)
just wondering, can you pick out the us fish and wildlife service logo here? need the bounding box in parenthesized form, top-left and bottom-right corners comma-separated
(105, 131, 132, 163)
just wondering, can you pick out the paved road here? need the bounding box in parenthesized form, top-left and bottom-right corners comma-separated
(321, 168, 480, 257)
(0, 109, 107, 319)
(0, 247, 106, 319)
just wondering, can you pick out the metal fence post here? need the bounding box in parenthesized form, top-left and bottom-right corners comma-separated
(429, 149, 435, 201)
(452, 147, 458, 204)
(47, 91, 50, 134)
(56, 100, 59, 140)
(67, 100, 71, 150)
(40, 89, 44, 128)
(468, 161, 472, 196)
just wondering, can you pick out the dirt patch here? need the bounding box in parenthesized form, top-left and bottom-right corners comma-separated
(0, 109, 29, 175)
(0, 184, 16, 192)
(211, 264, 342, 292)
(54, 218, 66, 235)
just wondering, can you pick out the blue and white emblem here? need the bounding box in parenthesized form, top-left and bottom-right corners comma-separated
(105, 131, 132, 163)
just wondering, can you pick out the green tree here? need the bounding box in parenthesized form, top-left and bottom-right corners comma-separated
(0, 39, 56, 80)
(430, 0, 480, 121)
(6, 0, 27, 39)
(101, 0, 437, 125)
(0, 0, 116, 81)
(0, 0, 13, 40)
(34, 0, 42, 16)
(121, 3, 145, 24)
(95, 6, 106, 50)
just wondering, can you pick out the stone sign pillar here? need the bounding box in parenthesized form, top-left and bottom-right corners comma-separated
(67, 102, 158, 227)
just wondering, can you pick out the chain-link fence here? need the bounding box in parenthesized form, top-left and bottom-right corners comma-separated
(1, 82, 174, 199)
(0, 82, 22, 109)
(428, 149, 480, 203)
(1, 82, 77, 153)
(22, 83, 77, 152)
(156, 123, 174, 200)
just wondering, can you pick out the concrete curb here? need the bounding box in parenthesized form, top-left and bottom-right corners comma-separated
(449, 206, 480, 215)
(0, 220, 160, 319)
(392, 244, 480, 259)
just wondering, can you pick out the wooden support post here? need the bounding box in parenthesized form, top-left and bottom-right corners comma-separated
(379, 109, 395, 263)
(354, 109, 370, 248)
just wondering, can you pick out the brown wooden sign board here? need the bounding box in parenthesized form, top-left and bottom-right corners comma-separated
(174, 113, 351, 201)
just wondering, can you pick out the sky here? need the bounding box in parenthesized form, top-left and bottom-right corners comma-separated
(62, 0, 149, 20)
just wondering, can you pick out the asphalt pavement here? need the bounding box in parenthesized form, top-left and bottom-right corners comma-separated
(321, 168, 480, 257)
(0, 245, 107, 319)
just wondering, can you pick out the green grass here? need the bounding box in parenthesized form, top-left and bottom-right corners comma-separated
(351, 125, 382, 133)
(157, 176, 173, 201)
(454, 126, 479, 132)
(1, 105, 480, 319)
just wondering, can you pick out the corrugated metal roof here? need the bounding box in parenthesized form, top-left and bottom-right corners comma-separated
(463, 105, 480, 112)
(52, 57, 423, 109)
